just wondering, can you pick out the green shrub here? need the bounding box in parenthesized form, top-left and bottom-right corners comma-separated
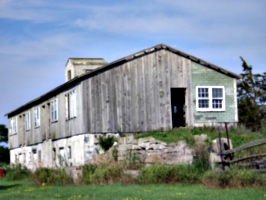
(5, 164, 30, 181)
(32, 167, 73, 185)
(137, 164, 202, 184)
(203, 168, 266, 188)
(99, 135, 116, 152)
(124, 150, 144, 170)
(82, 164, 126, 184)
(82, 164, 97, 184)
(261, 118, 266, 135)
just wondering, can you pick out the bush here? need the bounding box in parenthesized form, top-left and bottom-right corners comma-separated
(32, 167, 73, 185)
(261, 118, 266, 135)
(5, 164, 30, 181)
(137, 164, 202, 184)
(124, 150, 144, 170)
(99, 135, 116, 152)
(82, 163, 131, 184)
(203, 168, 266, 188)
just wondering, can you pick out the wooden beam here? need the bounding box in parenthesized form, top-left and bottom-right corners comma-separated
(231, 153, 266, 164)
(222, 139, 266, 155)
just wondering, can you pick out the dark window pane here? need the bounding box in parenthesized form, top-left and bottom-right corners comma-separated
(199, 99, 209, 108)
(212, 99, 222, 109)
(212, 88, 222, 98)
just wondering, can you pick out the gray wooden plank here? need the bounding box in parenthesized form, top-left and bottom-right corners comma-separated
(130, 59, 138, 132)
(125, 62, 131, 132)
(121, 63, 127, 132)
(138, 56, 146, 132)
(164, 50, 171, 130)
(222, 139, 266, 155)
(145, 53, 153, 131)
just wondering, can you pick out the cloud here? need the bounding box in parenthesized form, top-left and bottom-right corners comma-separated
(0, 0, 266, 126)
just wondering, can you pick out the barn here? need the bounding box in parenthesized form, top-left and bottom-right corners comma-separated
(6, 44, 240, 169)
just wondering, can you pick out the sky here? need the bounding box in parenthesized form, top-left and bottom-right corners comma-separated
(0, 0, 266, 128)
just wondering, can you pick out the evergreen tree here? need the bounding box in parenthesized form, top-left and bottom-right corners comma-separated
(0, 124, 9, 164)
(237, 57, 266, 131)
(0, 124, 8, 143)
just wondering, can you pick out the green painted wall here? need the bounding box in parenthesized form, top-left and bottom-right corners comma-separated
(191, 62, 237, 125)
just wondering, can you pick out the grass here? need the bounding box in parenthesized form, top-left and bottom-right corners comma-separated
(136, 126, 265, 146)
(1, 178, 266, 200)
(2, 127, 266, 199)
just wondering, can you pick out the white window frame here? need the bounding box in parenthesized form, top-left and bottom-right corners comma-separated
(51, 98, 58, 122)
(65, 90, 77, 120)
(25, 111, 31, 131)
(10, 117, 17, 135)
(34, 107, 41, 127)
(196, 86, 225, 112)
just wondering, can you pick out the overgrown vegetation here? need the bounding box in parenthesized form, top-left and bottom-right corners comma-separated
(203, 167, 266, 188)
(237, 57, 266, 132)
(137, 164, 202, 184)
(32, 167, 73, 185)
(2, 127, 266, 189)
(4, 164, 31, 181)
(0, 124, 9, 164)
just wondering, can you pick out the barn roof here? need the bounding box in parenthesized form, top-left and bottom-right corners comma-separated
(6, 44, 240, 117)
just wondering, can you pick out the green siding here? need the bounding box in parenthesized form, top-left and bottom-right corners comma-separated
(191, 62, 237, 124)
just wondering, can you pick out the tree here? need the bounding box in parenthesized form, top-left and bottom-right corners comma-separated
(237, 57, 266, 131)
(0, 124, 9, 164)
(0, 124, 8, 143)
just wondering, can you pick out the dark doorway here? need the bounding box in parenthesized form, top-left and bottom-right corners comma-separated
(171, 88, 186, 128)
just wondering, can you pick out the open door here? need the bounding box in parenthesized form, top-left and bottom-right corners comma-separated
(171, 88, 186, 128)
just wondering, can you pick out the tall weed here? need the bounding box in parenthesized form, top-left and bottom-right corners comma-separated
(137, 164, 202, 184)
(203, 168, 266, 188)
(5, 164, 30, 181)
(32, 167, 73, 185)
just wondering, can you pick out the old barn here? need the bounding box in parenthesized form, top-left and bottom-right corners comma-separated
(6, 44, 240, 169)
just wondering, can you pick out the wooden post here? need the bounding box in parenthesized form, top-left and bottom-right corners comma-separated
(225, 122, 230, 149)
(218, 131, 224, 170)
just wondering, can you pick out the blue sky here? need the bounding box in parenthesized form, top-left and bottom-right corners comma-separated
(0, 0, 266, 127)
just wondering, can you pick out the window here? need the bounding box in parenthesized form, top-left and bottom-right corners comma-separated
(25, 111, 31, 130)
(51, 99, 58, 122)
(52, 148, 56, 161)
(65, 90, 76, 120)
(196, 86, 225, 111)
(68, 146, 72, 159)
(59, 147, 65, 166)
(38, 150, 41, 162)
(34, 107, 40, 127)
(28, 152, 31, 162)
(68, 70, 72, 81)
(10, 117, 17, 135)
(32, 149, 37, 160)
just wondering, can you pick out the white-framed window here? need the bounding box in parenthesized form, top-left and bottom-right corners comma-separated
(51, 98, 58, 122)
(196, 86, 225, 111)
(10, 117, 17, 135)
(34, 107, 40, 127)
(25, 111, 31, 131)
(65, 90, 76, 120)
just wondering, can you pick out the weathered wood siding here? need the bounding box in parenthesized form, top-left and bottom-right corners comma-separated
(82, 49, 192, 133)
(9, 49, 193, 148)
(9, 83, 86, 148)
